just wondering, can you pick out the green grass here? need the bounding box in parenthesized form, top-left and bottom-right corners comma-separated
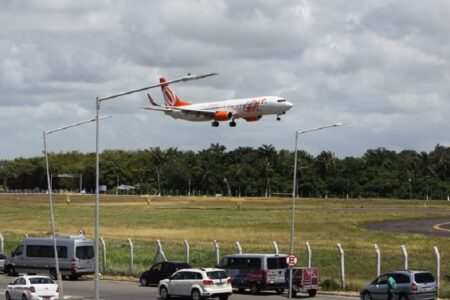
(0, 195, 449, 296)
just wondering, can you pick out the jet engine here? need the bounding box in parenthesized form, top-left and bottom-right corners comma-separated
(214, 111, 233, 121)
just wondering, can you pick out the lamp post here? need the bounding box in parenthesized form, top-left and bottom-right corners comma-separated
(288, 122, 345, 299)
(43, 116, 110, 300)
(94, 72, 216, 299)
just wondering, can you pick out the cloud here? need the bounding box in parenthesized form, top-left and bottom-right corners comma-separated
(0, 0, 449, 160)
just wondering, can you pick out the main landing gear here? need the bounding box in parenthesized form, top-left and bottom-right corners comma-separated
(211, 120, 237, 127)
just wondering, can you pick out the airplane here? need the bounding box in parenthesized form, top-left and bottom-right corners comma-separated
(142, 76, 293, 127)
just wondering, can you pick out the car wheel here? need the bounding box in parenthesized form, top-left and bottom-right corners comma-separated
(308, 289, 317, 297)
(22, 295, 28, 300)
(237, 288, 245, 293)
(191, 289, 201, 300)
(219, 295, 229, 300)
(49, 268, 57, 280)
(276, 288, 284, 294)
(250, 284, 259, 295)
(140, 277, 148, 286)
(399, 293, 409, 300)
(159, 286, 170, 300)
(363, 291, 372, 300)
(5, 292, 11, 300)
(291, 288, 297, 298)
(7, 266, 17, 277)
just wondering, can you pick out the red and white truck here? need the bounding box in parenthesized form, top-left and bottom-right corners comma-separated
(286, 267, 319, 297)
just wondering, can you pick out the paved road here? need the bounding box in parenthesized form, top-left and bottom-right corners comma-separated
(0, 274, 357, 300)
(362, 216, 450, 237)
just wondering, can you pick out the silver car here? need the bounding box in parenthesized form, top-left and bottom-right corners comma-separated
(360, 271, 437, 300)
(0, 253, 6, 273)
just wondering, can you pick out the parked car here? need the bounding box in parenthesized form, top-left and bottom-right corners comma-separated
(159, 268, 232, 300)
(217, 253, 287, 294)
(360, 270, 437, 300)
(139, 261, 191, 286)
(0, 253, 6, 273)
(5, 236, 95, 280)
(286, 267, 319, 297)
(5, 275, 59, 300)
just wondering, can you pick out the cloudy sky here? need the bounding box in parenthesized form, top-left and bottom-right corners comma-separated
(1, 0, 449, 160)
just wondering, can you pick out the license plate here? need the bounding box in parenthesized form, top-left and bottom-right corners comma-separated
(423, 286, 432, 291)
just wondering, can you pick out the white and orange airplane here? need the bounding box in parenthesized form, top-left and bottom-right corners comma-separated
(143, 76, 293, 127)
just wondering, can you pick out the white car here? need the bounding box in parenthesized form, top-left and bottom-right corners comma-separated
(5, 275, 59, 300)
(159, 268, 232, 300)
(0, 253, 6, 273)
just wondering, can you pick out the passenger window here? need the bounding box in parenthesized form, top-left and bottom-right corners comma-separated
(76, 246, 94, 259)
(185, 272, 197, 280)
(393, 274, 410, 284)
(13, 278, 21, 285)
(415, 273, 435, 283)
(195, 273, 203, 280)
(376, 275, 389, 285)
(247, 258, 261, 269)
(19, 278, 26, 285)
(267, 257, 288, 269)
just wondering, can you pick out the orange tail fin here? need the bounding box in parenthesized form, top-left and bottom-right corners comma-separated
(160, 77, 191, 107)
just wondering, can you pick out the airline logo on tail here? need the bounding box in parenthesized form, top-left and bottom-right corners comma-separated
(160, 77, 190, 107)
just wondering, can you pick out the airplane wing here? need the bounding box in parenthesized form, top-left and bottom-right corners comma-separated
(143, 94, 233, 118)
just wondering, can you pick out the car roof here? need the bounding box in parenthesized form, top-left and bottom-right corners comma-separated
(177, 268, 225, 272)
(224, 253, 287, 257)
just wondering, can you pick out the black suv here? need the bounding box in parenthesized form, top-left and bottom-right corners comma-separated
(140, 261, 192, 286)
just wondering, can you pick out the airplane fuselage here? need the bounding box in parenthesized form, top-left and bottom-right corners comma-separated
(165, 96, 293, 122)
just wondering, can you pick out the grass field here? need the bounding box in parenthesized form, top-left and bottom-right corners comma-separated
(1, 194, 449, 296)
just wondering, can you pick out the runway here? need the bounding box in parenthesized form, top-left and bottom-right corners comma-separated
(362, 216, 450, 237)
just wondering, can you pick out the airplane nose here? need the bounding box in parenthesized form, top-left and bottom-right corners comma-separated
(286, 101, 293, 110)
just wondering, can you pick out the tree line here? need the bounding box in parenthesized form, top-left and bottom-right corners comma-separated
(0, 143, 449, 199)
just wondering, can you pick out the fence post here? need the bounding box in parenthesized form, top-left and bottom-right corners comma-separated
(272, 241, 279, 255)
(374, 244, 381, 276)
(401, 245, 408, 270)
(100, 237, 107, 274)
(236, 241, 242, 254)
(214, 241, 220, 266)
(128, 238, 134, 274)
(337, 243, 345, 290)
(155, 240, 167, 262)
(0, 233, 4, 254)
(434, 246, 440, 296)
(25, 233, 29, 238)
(183, 240, 190, 264)
(305, 242, 312, 268)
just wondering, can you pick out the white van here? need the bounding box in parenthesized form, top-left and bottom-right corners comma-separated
(5, 236, 95, 280)
(218, 253, 288, 294)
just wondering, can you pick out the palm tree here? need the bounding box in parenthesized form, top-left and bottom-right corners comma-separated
(257, 144, 276, 197)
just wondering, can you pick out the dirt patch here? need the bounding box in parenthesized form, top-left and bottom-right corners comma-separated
(362, 216, 450, 237)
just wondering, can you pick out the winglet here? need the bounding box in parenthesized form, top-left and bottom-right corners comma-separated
(147, 93, 161, 107)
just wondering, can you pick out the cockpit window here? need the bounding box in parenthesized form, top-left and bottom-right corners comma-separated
(277, 99, 286, 103)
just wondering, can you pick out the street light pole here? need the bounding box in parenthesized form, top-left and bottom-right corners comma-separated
(43, 116, 110, 300)
(94, 73, 216, 299)
(288, 122, 345, 300)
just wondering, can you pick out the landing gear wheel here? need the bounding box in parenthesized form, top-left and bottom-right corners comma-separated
(277, 116, 281, 121)
(229, 121, 236, 127)
(212, 121, 219, 127)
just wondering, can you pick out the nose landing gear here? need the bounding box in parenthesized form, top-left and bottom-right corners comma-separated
(212, 121, 219, 127)
(229, 120, 236, 127)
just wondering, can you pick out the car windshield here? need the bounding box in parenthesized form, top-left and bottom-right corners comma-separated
(207, 271, 228, 279)
(415, 273, 435, 283)
(0, 254, 6, 259)
(30, 277, 54, 284)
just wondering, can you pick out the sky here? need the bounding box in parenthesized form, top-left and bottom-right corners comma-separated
(1, 0, 449, 160)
